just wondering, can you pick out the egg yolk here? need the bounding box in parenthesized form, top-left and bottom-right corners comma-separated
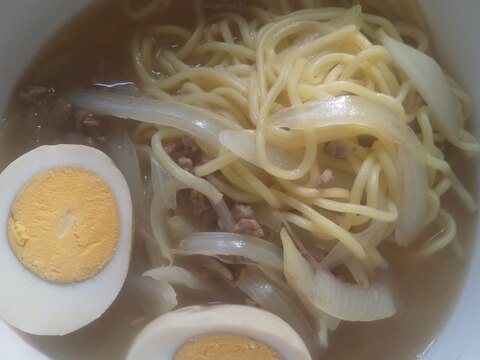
(7, 166, 119, 283)
(174, 333, 282, 360)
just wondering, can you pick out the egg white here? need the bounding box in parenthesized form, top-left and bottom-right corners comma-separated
(0, 144, 132, 336)
(126, 304, 312, 360)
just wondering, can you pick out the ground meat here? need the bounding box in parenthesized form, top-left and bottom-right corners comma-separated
(317, 168, 334, 186)
(15, 84, 110, 146)
(233, 218, 265, 238)
(180, 136, 199, 157)
(231, 204, 255, 221)
(194, 153, 213, 167)
(163, 137, 183, 155)
(163, 135, 213, 174)
(164, 136, 198, 157)
(200, 209, 218, 227)
(230, 203, 265, 238)
(189, 190, 211, 218)
(178, 156, 194, 172)
(188, 189, 218, 226)
(74, 109, 109, 141)
(17, 85, 52, 105)
(325, 141, 347, 158)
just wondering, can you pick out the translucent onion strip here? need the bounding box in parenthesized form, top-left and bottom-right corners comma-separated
(379, 31, 480, 154)
(237, 267, 318, 355)
(144, 266, 225, 298)
(166, 215, 195, 240)
(280, 228, 339, 348)
(173, 232, 284, 271)
(134, 276, 177, 316)
(281, 228, 396, 322)
(313, 268, 396, 321)
(267, 95, 406, 144)
(68, 89, 237, 149)
(179, 256, 234, 281)
(104, 128, 145, 227)
(219, 129, 301, 171)
(282, 227, 324, 303)
(149, 190, 174, 263)
(394, 143, 428, 245)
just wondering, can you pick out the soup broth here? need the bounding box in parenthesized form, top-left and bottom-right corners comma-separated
(0, 0, 477, 359)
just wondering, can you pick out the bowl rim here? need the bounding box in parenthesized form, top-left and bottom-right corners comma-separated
(0, 0, 478, 359)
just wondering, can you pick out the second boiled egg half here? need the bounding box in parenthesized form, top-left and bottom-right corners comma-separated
(0, 144, 132, 336)
(127, 304, 312, 360)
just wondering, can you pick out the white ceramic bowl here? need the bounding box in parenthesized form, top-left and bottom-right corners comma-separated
(0, 1, 478, 359)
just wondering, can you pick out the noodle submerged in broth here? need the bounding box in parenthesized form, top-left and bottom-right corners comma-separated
(3, 0, 478, 359)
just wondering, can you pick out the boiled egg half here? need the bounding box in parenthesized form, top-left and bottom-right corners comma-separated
(127, 304, 312, 360)
(0, 144, 132, 336)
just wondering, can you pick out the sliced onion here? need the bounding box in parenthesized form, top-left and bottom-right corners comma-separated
(281, 228, 396, 322)
(68, 89, 235, 149)
(379, 31, 460, 143)
(267, 95, 406, 144)
(343, 257, 370, 287)
(237, 267, 318, 355)
(139, 229, 170, 268)
(94, 81, 142, 96)
(104, 128, 145, 227)
(173, 232, 284, 271)
(280, 228, 339, 348)
(166, 215, 196, 240)
(380, 31, 479, 154)
(144, 266, 225, 297)
(179, 255, 234, 281)
(219, 129, 300, 170)
(281, 228, 317, 302)
(394, 143, 428, 245)
(132, 275, 177, 316)
(313, 268, 396, 321)
(149, 190, 174, 263)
